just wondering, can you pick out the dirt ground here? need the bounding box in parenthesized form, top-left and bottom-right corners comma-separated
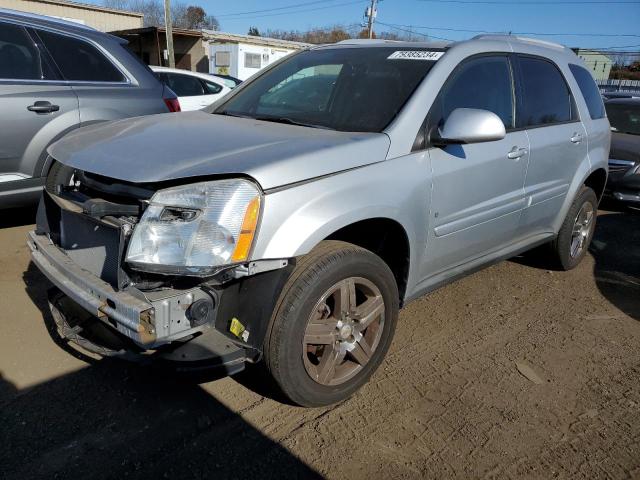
(1, 204, 638, 480)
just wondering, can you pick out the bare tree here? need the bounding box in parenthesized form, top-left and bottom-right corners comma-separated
(103, 0, 218, 29)
(264, 25, 352, 44)
(103, 0, 129, 10)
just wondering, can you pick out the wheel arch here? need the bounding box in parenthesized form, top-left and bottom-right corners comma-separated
(325, 218, 411, 304)
(583, 167, 607, 203)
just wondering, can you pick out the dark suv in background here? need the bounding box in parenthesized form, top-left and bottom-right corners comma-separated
(0, 9, 180, 209)
(605, 97, 640, 204)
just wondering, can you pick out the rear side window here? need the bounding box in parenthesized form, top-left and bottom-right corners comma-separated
(203, 79, 223, 94)
(36, 29, 125, 82)
(516, 56, 576, 127)
(430, 55, 514, 129)
(0, 22, 55, 80)
(164, 73, 205, 97)
(569, 64, 606, 119)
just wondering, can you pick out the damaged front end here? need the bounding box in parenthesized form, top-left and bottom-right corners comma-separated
(28, 167, 292, 373)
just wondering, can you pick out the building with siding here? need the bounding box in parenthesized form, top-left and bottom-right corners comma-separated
(0, 0, 142, 31)
(204, 31, 309, 81)
(111, 28, 310, 78)
(573, 49, 613, 81)
(111, 26, 208, 72)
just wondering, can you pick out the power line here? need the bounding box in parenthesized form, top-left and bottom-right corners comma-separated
(377, 22, 640, 53)
(218, 0, 367, 21)
(216, 0, 345, 18)
(417, 0, 640, 4)
(382, 22, 640, 38)
(376, 21, 454, 41)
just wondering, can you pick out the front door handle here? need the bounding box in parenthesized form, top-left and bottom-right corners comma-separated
(27, 101, 60, 114)
(507, 146, 528, 159)
(570, 132, 583, 144)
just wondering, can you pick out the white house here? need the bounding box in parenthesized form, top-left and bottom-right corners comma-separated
(203, 31, 310, 81)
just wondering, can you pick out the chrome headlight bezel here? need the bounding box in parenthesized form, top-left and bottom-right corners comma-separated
(125, 178, 262, 276)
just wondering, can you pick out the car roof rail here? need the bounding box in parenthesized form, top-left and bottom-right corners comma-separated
(336, 39, 400, 45)
(472, 34, 566, 50)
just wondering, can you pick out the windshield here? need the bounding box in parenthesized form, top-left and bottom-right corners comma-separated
(606, 102, 640, 135)
(214, 47, 442, 132)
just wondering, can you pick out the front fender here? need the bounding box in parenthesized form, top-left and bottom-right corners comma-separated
(251, 151, 431, 295)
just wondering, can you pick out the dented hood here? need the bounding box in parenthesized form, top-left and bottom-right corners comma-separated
(48, 111, 390, 190)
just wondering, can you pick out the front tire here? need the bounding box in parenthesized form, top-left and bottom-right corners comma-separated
(265, 241, 399, 407)
(552, 186, 598, 270)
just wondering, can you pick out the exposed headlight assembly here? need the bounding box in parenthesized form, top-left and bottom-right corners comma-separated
(126, 179, 261, 275)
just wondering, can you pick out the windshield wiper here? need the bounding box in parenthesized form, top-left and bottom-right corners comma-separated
(253, 115, 334, 130)
(215, 110, 255, 119)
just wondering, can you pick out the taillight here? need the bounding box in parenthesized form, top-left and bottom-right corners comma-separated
(164, 97, 181, 112)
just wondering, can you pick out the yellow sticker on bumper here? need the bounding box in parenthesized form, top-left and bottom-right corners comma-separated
(230, 317, 245, 338)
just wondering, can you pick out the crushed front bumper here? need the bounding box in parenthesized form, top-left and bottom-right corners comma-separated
(28, 227, 293, 372)
(29, 230, 222, 348)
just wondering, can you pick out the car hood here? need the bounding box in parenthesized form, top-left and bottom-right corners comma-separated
(48, 112, 391, 190)
(610, 131, 640, 163)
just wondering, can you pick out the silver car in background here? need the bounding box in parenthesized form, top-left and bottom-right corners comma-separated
(30, 36, 609, 407)
(0, 9, 180, 209)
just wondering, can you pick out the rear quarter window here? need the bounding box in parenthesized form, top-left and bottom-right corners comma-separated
(164, 73, 205, 97)
(569, 64, 606, 120)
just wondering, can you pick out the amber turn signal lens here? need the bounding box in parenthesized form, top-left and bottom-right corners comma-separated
(231, 196, 260, 262)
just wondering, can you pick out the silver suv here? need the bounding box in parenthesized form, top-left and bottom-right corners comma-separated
(0, 9, 180, 209)
(29, 36, 609, 407)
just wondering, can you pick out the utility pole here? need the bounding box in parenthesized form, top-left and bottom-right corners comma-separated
(163, 0, 175, 68)
(366, 0, 377, 39)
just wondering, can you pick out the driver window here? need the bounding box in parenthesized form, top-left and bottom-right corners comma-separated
(430, 56, 514, 131)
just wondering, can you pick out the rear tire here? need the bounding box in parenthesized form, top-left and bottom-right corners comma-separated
(264, 240, 399, 407)
(551, 186, 598, 270)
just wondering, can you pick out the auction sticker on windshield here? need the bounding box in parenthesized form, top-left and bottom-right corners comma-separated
(388, 50, 444, 60)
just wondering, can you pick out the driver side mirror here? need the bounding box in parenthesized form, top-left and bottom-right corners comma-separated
(433, 108, 506, 146)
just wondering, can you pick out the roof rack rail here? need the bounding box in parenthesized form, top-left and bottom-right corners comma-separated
(471, 34, 565, 50)
(337, 39, 399, 44)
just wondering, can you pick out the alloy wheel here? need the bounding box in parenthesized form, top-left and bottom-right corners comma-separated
(570, 201, 595, 258)
(302, 277, 385, 386)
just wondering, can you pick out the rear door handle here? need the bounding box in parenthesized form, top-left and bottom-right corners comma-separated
(570, 132, 583, 144)
(507, 147, 528, 159)
(27, 101, 60, 114)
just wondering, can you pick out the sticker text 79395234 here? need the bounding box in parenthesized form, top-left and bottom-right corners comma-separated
(387, 50, 445, 61)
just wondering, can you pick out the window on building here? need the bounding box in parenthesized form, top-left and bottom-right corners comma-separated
(430, 55, 514, 129)
(569, 64, 606, 119)
(244, 52, 261, 69)
(36, 29, 125, 82)
(0, 22, 54, 80)
(215, 51, 230, 67)
(516, 56, 576, 127)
